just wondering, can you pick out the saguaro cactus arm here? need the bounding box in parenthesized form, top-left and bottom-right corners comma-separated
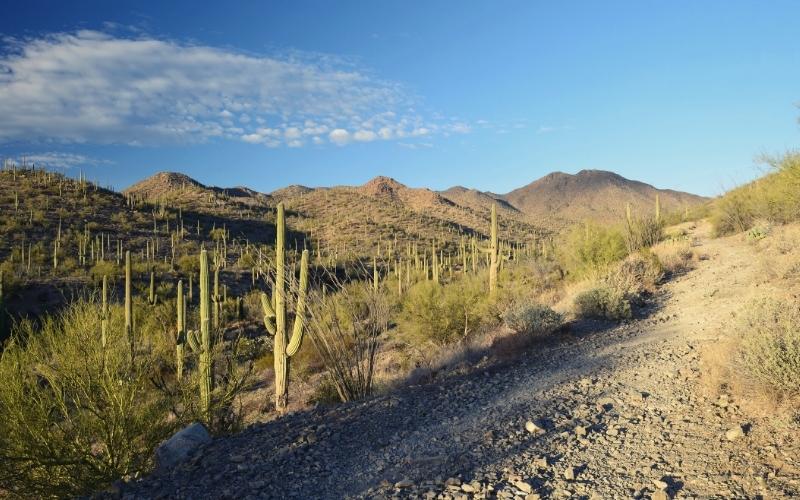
(286, 249, 309, 357)
(260, 292, 277, 336)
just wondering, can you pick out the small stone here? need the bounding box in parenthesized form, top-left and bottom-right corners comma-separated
(514, 481, 533, 493)
(651, 490, 670, 500)
(461, 483, 476, 493)
(533, 457, 549, 469)
(653, 479, 668, 490)
(526, 495, 542, 500)
(395, 479, 414, 489)
(575, 425, 589, 437)
(726, 425, 745, 441)
(564, 467, 576, 480)
(445, 477, 462, 486)
(526, 420, 545, 434)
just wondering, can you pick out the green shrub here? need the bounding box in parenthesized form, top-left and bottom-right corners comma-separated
(558, 223, 627, 279)
(502, 303, 563, 337)
(574, 285, 632, 320)
(0, 300, 177, 497)
(735, 298, 800, 400)
(401, 274, 489, 345)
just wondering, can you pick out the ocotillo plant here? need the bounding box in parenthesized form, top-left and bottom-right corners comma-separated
(260, 203, 309, 413)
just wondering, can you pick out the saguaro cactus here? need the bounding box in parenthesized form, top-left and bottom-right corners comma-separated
(148, 270, 158, 306)
(101, 275, 109, 348)
(124, 251, 133, 353)
(655, 194, 661, 223)
(260, 203, 309, 413)
(197, 250, 213, 420)
(482, 204, 499, 296)
(176, 279, 186, 381)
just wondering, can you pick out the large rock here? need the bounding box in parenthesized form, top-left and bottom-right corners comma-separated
(156, 423, 212, 470)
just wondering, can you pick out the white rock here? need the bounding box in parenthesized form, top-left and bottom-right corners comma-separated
(155, 422, 212, 471)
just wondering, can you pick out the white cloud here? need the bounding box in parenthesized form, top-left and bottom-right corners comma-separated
(354, 130, 377, 142)
(378, 127, 393, 140)
(0, 30, 473, 148)
(329, 128, 350, 145)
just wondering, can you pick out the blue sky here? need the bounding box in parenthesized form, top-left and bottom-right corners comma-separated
(1, 1, 798, 196)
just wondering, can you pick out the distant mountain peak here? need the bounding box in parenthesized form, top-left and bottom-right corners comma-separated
(361, 176, 407, 197)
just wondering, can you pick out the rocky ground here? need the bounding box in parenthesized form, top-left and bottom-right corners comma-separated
(119, 223, 800, 499)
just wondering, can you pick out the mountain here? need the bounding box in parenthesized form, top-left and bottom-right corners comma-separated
(501, 170, 707, 228)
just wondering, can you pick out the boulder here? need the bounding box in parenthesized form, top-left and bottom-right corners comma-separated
(156, 423, 212, 471)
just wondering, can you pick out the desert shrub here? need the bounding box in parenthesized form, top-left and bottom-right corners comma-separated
(502, 302, 563, 337)
(574, 285, 632, 320)
(0, 300, 177, 498)
(401, 274, 489, 345)
(711, 152, 800, 235)
(558, 223, 627, 279)
(735, 298, 800, 400)
(306, 281, 390, 402)
(608, 251, 664, 298)
(176, 253, 200, 274)
(89, 259, 119, 282)
(625, 215, 663, 253)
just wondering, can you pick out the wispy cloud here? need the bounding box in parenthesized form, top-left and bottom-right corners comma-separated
(7, 152, 111, 169)
(0, 30, 470, 148)
(536, 124, 573, 134)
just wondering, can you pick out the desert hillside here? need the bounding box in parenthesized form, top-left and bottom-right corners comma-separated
(502, 170, 707, 228)
(114, 220, 800, 499)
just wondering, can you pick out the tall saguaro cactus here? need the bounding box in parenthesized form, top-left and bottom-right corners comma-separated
(176, 279, 186, 381)
(260, 203, 309, 413)
(101, 275, 109, 348)
(124, 251, 134, 355)
(484, 203, 499, 296)
(198, 250, 213, 420)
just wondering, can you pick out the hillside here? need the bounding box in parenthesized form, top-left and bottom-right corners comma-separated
(502, 170, 707, 228)
(117, 222, 800, 499)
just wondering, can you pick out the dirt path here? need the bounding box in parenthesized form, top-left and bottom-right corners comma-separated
(121, 223, 800, 499)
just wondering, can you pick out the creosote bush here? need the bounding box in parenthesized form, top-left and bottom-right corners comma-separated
(574, 285, 632, 320)
(401, 274, 490, 345)
(502, 302, 563, 338)
(558, 223, 627, 279)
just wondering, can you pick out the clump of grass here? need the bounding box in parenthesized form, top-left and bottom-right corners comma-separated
(624, 214, 663, 253)
(734, 298, 800, 401)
